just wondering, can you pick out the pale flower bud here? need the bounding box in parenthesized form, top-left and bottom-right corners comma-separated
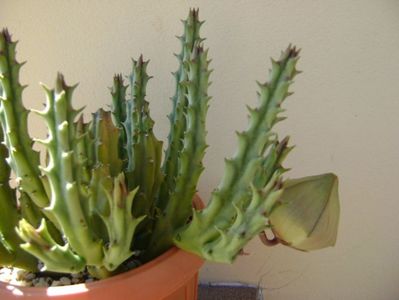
(269, 173, 340, 251)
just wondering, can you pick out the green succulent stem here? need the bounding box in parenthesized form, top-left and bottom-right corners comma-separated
(119, 57, 163, 251)
(0, 30, 61, 241)
(110, 74, 128, 163)
(101, 174, 145, 271)
(93, 109, 123, 177)
(18, 219, 85, 273)
(87, 266, 113, 280)
(0, 122, 38, 271)
(124, 57, 163, 217)
(37, 74, 103, 266)
(0, 241, 14, 266)
(74, 115, 92, 184)
(146, 43, 211, 260)
(159, 8, 204, 208)
(174, 46, 301, 263)
(0, 186, 38, 271)
(19, 192, 64, 245)
(0, 30, 49, 208)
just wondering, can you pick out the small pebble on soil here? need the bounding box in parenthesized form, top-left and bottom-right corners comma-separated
(0, 267, 97, 287)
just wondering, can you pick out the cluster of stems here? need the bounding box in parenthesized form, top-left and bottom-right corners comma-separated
(0, 9, 339, 279)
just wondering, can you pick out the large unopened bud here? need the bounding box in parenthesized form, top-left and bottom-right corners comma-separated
(268, 173, 340, 251)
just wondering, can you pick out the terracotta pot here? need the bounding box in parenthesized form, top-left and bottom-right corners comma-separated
(0, 196, 205, 300)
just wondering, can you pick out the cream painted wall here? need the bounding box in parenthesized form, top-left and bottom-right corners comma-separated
(1, 1, 398, 299)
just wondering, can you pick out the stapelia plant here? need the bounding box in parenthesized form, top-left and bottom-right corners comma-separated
(0, 9, 339, 280)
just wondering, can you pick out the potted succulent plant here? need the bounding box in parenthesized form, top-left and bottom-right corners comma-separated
(0, 9, 339, 300)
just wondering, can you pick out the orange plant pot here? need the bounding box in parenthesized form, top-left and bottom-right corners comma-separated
(0, 247, 204, 300)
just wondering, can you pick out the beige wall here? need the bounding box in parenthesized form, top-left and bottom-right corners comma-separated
(1, 1, 398, 299)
